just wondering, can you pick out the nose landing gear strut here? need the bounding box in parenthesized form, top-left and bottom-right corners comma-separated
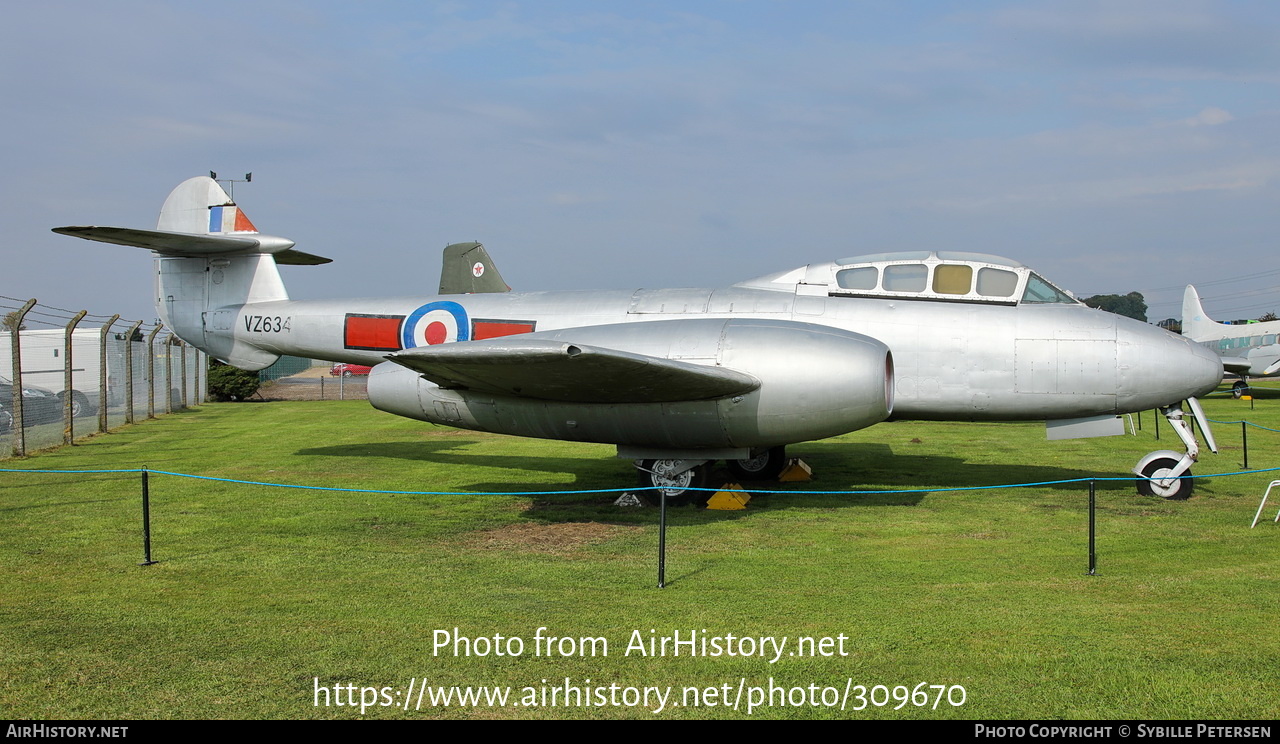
(1133, 399, 1217, 500)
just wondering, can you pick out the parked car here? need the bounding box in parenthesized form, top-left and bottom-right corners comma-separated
(330, 363, 373, 377)
(0, 375, 62, 431)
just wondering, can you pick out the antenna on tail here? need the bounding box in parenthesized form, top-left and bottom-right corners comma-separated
(210, 171, 253, 202)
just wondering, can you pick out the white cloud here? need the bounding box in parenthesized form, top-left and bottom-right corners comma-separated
(1184, 107, 1235, 126)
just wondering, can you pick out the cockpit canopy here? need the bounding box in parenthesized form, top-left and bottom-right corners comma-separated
(738, 251, 1078, 306)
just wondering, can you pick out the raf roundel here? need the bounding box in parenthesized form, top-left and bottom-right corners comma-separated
(401, 301, 470, 349)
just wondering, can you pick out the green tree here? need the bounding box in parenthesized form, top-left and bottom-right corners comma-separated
(1082, 292, 1147, 322)
(1259, 312, 1278, 322)
(207, 361, 261, 401)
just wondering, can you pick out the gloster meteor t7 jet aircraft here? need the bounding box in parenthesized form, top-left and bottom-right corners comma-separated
(55, 177, 1223, 501)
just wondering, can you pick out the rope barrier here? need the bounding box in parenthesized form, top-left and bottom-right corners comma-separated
(1206, 418, 1280, 433)
(5, 464, 1280, 496)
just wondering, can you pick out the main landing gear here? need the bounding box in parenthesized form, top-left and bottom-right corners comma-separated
(635, 459, 713, 506)
(635, 446, 790, 506)
(1133, 399, 1217, 500)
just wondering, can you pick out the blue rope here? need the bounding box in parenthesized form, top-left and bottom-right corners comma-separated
(0, 468, 143, 474)
(4, 464, 1280, 496)
(1206, 418, 1280, 433)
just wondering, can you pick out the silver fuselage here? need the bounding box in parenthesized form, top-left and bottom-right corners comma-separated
(213, 283, 1220, 422)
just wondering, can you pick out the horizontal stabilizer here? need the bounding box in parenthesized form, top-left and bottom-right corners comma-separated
(274, 249, 333, 265)
(386, 338, 759, 403)
(51, 226, 331, 265)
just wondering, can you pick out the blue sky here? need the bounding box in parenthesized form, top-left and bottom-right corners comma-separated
(4, 0, 1279, 326)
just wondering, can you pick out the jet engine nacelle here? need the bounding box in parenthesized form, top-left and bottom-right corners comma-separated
(368, 317, 893, 451)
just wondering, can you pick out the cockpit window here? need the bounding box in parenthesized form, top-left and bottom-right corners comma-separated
(933, 264, 972, 295)
(1021, 273, 1076, 304)
(835, 266, 878, 290)
(976, 267, 1018, 298)
(799, 251, 1065, 307)
(883, 264, 927, 292)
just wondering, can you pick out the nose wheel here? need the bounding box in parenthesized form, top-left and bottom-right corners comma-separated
(1134, 400, 1215, 500)
(1135, 456, 1194, 500)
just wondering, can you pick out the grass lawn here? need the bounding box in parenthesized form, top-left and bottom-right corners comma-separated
(1, 384, 1278, 719)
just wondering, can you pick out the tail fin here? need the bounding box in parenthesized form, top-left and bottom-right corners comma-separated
(53, 176, 329, 370)
(438, 241, 511, 294)
(158, 176, 258, 233)
(1182, 285, 1223, 340)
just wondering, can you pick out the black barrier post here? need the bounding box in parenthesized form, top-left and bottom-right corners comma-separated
(1087, 479, 1097, 576)
(1137, 410, 1142, 431)
(657, 489, 667, 589)
(1154, 409, 1160, 440)
(140, 467, 157, 566)
(1243, 422, 1249, 470)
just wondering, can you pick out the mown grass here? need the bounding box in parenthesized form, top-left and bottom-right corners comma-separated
(2, 385, 1278, 719)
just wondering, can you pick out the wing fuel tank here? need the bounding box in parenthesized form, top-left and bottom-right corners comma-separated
(369, 318, 894, 450)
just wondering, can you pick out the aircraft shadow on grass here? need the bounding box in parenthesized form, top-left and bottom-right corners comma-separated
(294, 439, 1132, 518)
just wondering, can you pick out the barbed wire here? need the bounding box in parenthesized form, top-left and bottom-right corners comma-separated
(0, 295, 159, 331)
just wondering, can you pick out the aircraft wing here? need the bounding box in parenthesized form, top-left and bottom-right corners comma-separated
(1220, 356, 1252, 375)
(386, 338, 760, 403)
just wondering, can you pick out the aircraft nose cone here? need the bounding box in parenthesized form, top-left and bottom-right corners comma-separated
(1184, 334, 1225, 397)
(1118, 323, 1222, 410)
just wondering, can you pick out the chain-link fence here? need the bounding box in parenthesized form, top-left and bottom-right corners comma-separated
(2, 297, 207, 458)
(256, 357, 369, 401)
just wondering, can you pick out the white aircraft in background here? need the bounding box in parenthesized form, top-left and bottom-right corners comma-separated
(53, 177, 1223, 501)
(1183, 285, 1280, 397)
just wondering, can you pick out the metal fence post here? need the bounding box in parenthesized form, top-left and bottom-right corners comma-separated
(196, 350, 206, 403)
(123, 320, 142, 424)
(146, 324, 162, 419)
(1087, 479, 1097, 576)
(98, 314, 118, 433)
(8, 299, 36, 457)
(180, 341, 188, 408)
(164, 334, 173, 414)
(63, 310, 87, 445)
(140, 466, 157, 566)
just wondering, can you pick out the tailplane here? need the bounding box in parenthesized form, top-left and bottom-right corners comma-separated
(54, 176, 330, 265)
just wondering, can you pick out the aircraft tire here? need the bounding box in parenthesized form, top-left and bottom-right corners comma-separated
(1136, 457, 1194, 500)
(638, 459, 710, 507)
(1233, 380, 1248, 399)
(727, 446, 788, 481)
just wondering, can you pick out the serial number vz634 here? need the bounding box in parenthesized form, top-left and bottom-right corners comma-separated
(244, 315, 291, 333)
